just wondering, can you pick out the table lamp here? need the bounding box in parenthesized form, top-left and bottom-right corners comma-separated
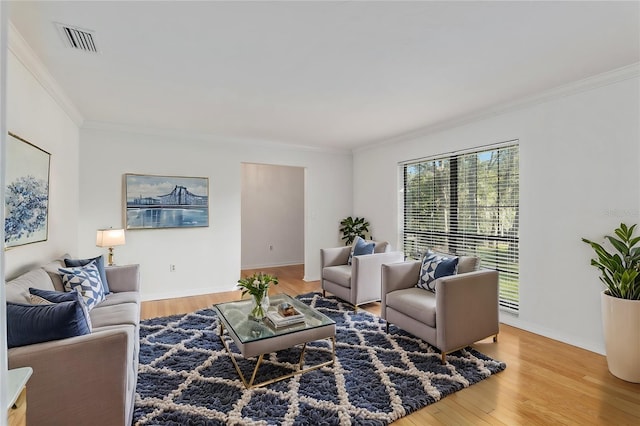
(96, 228, 126, 266)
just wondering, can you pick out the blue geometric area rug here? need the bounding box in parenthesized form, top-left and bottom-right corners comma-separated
(133, 292, 506, 425)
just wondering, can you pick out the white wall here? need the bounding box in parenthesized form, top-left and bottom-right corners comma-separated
(353, 69, 640, 355)
(241, 163, 304, 269)
(4, 50, 80, 279)
(0, 2, 8, 418)
(78, 126, 352, 300)
(2, 25, 81, 421)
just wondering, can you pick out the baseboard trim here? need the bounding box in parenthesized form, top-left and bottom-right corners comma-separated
(141, 286, 235, 302)
(240, 261, 303, 270)
(499, 313, 605, 356)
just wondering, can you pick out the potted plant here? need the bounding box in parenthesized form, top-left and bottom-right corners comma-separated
(582, 223, 640, 383)
(339, 216, 370, 245)
(237, 272, 279, 320)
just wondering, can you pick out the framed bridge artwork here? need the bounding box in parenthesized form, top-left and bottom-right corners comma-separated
(124, 174, 209, 229)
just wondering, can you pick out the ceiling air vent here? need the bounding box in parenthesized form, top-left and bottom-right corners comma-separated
(55, 23, 98, 53)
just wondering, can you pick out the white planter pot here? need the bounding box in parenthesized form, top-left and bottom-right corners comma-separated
(601, 291, 640, 383)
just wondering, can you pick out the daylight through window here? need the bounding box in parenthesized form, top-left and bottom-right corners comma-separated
(402, 142, 519, 311)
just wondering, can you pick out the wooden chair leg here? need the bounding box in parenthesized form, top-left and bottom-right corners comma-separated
(322, 290, 326, 298)
(441, 352, 446, 364)
(493, 334, 498, 343)
(385, 322, 389, 333)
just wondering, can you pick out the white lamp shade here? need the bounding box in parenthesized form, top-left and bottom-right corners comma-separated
(96, 228, 126, 247)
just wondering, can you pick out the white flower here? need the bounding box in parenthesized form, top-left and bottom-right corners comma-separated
(253, 279, 260, 286)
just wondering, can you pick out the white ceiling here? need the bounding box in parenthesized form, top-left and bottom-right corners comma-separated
(7, 1, 640, 150)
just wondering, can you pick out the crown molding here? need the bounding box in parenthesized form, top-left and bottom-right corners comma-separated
(82, 120, 352, 155)
(355, 62, 640, 153)
(8, 22, 84, 126)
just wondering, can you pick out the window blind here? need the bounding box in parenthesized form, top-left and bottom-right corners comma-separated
(402, 142, 519, 312)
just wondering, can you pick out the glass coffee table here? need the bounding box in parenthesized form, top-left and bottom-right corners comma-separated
(214, 293, 336, 389)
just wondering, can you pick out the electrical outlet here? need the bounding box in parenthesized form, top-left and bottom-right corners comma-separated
(170, 264, 176, 272)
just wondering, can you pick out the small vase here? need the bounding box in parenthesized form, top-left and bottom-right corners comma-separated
(250, 294, 270, 320)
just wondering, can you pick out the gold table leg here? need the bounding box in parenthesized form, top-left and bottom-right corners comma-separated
(218, 323, 336, 389)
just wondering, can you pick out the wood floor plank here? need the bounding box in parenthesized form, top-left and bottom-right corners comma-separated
(436, 398, 496, 425)
(140, 264, 640, 425)
(450, 380, 508, 421)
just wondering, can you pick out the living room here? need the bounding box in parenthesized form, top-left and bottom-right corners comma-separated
(1, 1, 639, 425)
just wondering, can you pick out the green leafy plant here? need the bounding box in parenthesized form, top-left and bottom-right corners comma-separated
(582, 223, 640, 300)
(237, 272, 279, 319)
(339, 216, 370, 245)
(237, 272, 279, 298)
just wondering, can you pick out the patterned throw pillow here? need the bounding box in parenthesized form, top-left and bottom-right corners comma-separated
(417, 252, 459, 292)
(59, 261, 105, 310)
(64, 255, 111, 294)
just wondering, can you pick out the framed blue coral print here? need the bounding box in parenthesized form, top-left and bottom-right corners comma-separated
(125, 173, 209, 229)
(4, 132, 51, 249)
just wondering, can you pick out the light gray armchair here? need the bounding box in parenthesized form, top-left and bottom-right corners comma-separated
(321, 241, 404, 307)
(381, 255, 499, 363)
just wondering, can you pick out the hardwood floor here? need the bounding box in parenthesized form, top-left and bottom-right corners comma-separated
(141, 265, 640, 425)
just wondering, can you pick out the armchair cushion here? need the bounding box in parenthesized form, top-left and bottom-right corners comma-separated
(417, 253, 458, 291)
(386, 287, 436, 327)
(322, 265, 352, 288)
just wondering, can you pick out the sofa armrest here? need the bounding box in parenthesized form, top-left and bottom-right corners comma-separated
(106, 264, 140, 293)
(320, 246, 351, 268)
(8, 327, 135, 426)
(381, 260, 421, 315)
(435, 269, 499, 352)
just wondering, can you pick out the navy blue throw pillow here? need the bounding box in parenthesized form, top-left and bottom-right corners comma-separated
(6, 301, 91, 348)
(29, 288, 93, 331)
(29, 288, 78, 303)
(65, 255, 110, 294)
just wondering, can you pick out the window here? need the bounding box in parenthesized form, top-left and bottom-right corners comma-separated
(402, 142, 519, 312)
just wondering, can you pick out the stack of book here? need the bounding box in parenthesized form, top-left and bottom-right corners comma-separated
(265, 303, 305, 329)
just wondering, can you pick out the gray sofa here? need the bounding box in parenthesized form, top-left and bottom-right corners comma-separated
(5, 257, 140, 426)
(381, 255, 499, 363)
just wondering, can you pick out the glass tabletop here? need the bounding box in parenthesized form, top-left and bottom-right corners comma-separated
(214, 293, 335, 344)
